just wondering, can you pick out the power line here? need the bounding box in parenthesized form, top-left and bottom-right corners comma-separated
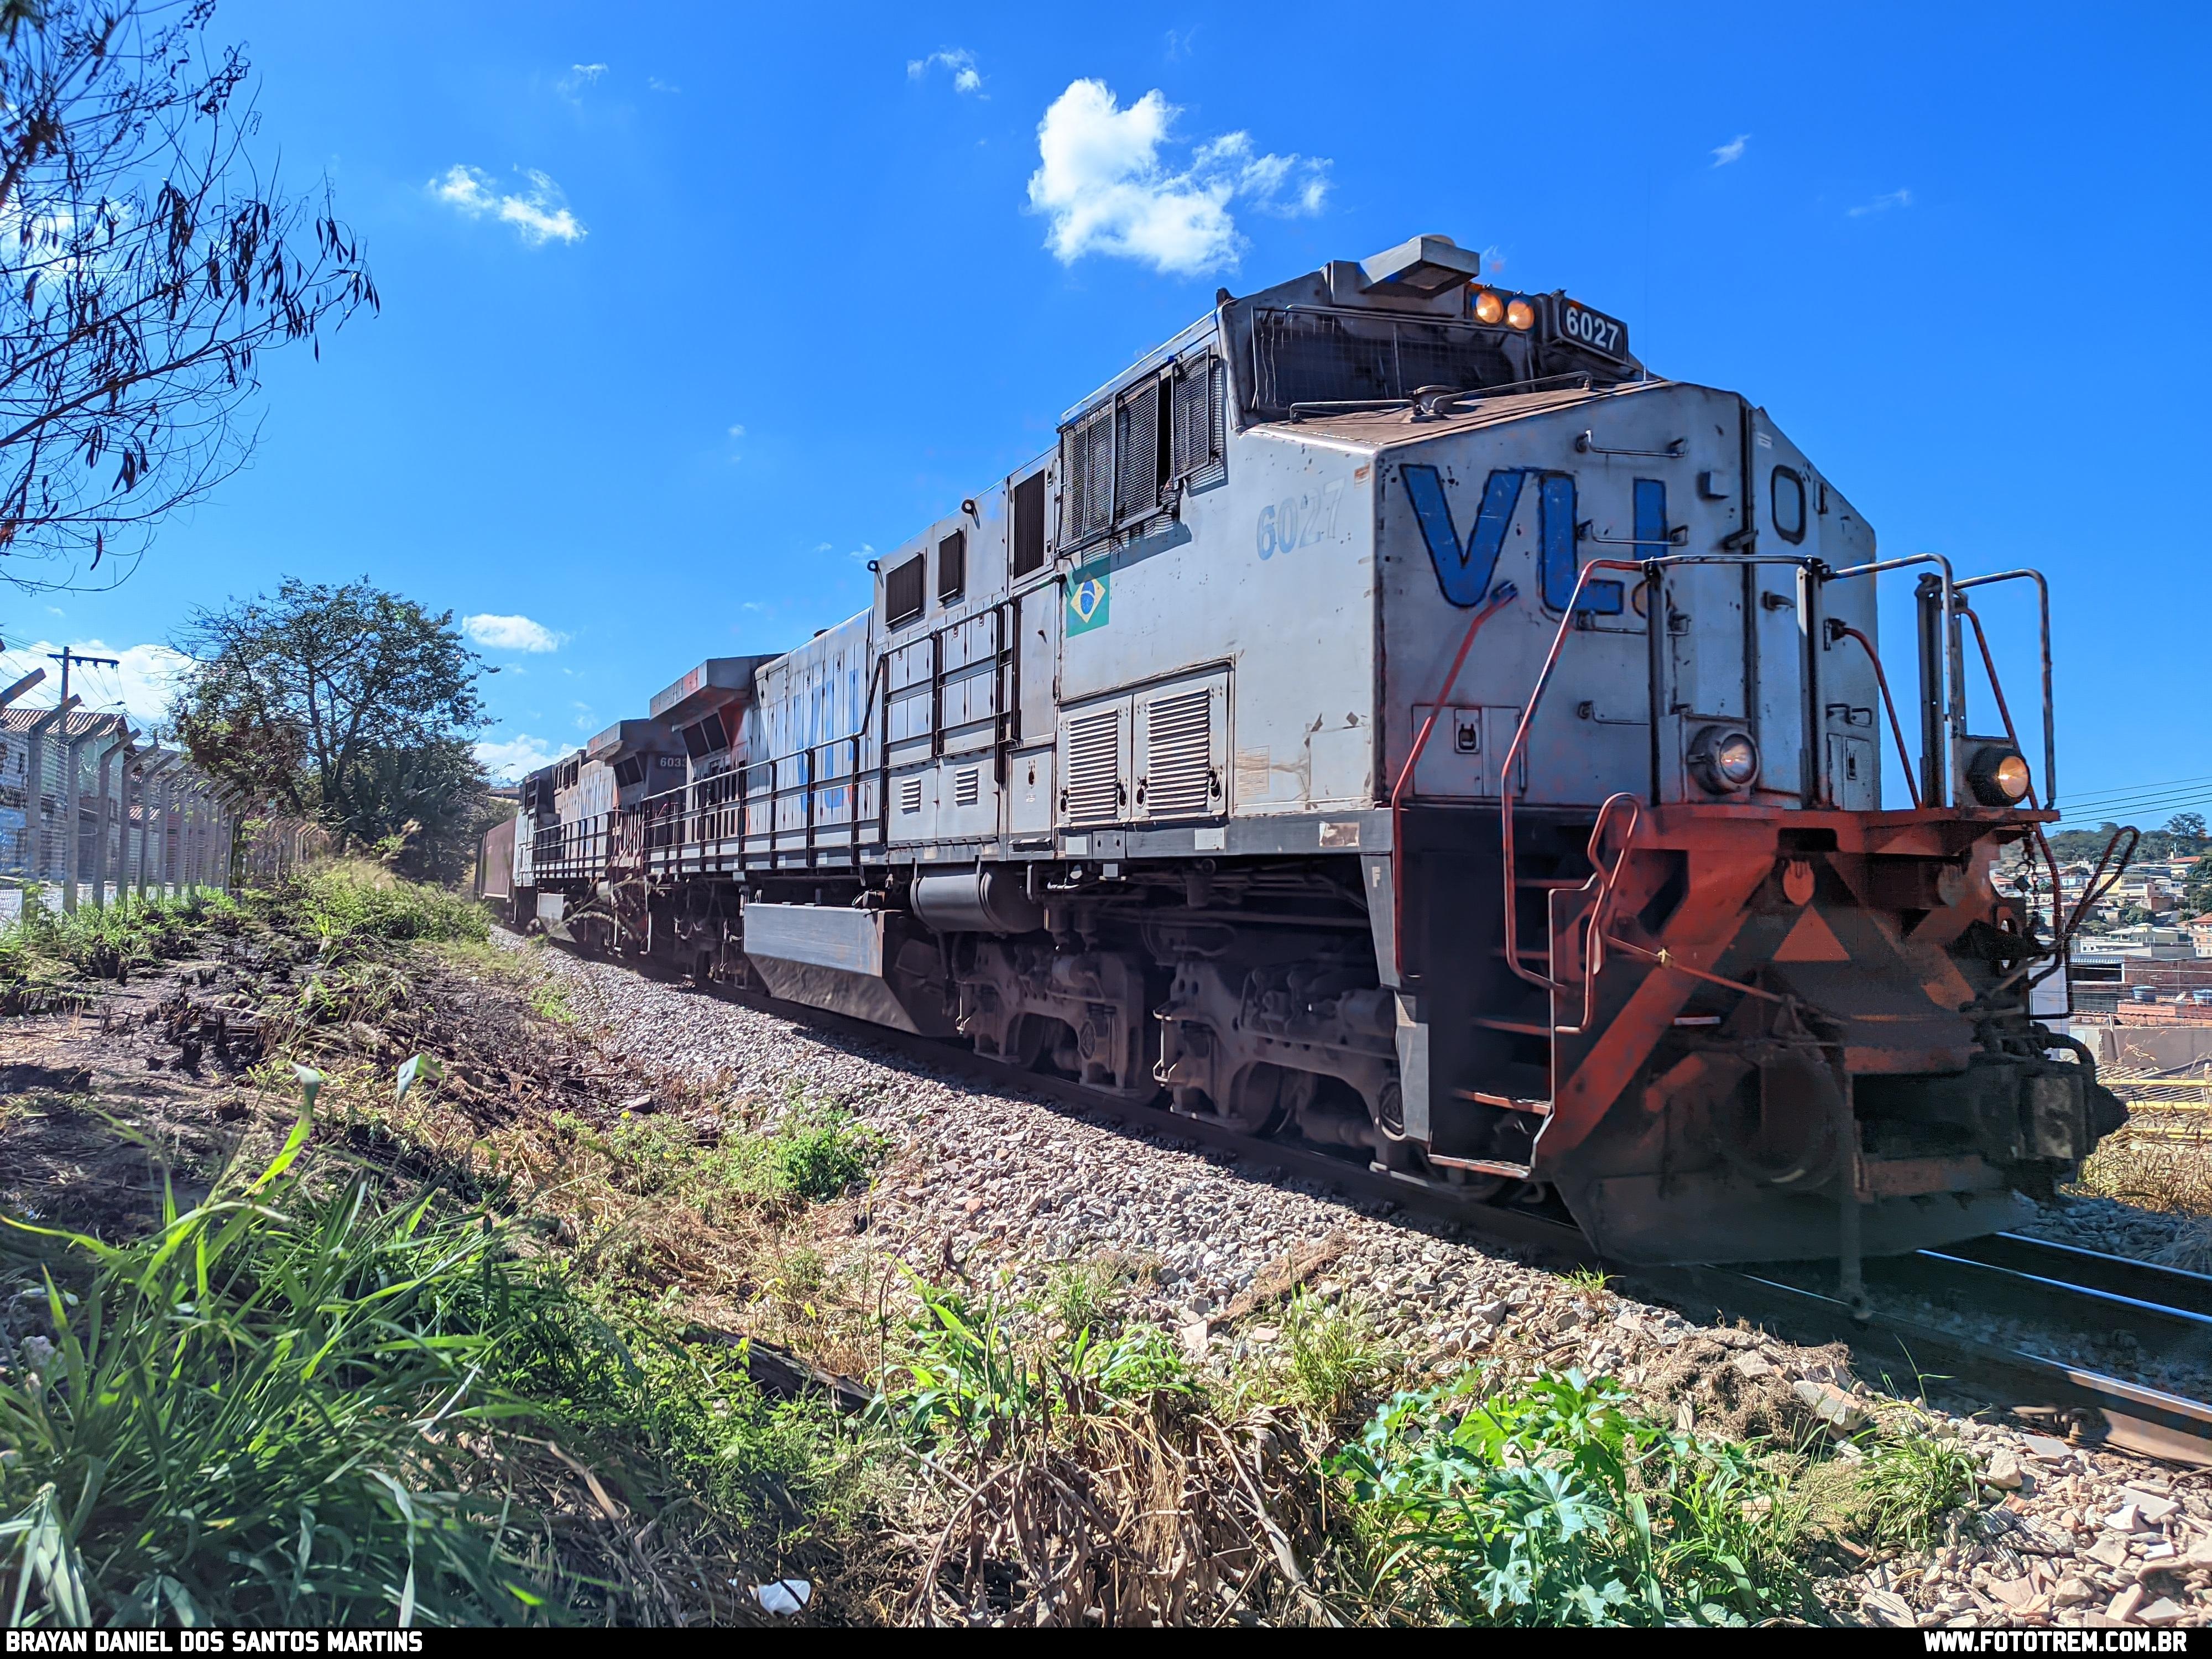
(2057, 790, 2212, 825)
(2062, 792, 2212, 817)
(2062, 773, 2212, 810)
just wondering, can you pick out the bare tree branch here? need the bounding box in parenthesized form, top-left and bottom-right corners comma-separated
(0, 0, 375, 592)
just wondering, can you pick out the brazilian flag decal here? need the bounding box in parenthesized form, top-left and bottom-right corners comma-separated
(1067, 563, 1110, 635)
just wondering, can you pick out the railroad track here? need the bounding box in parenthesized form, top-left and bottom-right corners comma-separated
(565, 941, 2212, 1467)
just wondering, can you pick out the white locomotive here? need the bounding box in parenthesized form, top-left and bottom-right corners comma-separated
(502, 234, 2121, 1271)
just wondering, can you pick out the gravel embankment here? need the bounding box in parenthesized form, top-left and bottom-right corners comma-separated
(516, 937, 2212, 1630)
(2019, 1195, 2208, 1270)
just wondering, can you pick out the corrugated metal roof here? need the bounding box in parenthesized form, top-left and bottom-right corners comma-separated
(0, 707, 132, 740)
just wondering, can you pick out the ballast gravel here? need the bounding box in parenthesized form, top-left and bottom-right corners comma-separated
(513, 937, 2212, 1629)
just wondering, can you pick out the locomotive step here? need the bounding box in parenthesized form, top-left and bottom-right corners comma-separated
(1471, 1014, 1556, 1038)
(1452, 1088, 1553, 1117)
(1426, 1155, 1534, 1180)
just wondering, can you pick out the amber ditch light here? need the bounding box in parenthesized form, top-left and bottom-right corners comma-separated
(1505, 298, 1536, 331)
(1473, 289, 1506, 325)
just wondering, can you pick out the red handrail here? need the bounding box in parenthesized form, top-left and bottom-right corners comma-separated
(1497, 559, 1650, 994)
(1829, 623, 1922, 810)
(1387, 583, 1519, 979)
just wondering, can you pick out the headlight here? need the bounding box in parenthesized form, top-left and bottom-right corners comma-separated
(1968, 745, 2033, 807)
(1690, 726, 1761, 794)
(1473, 289, 1506, 325)
(1505, 298, 1536, 331)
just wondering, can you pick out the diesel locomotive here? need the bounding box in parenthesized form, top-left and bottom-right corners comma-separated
(490, 233, 2125, 1274)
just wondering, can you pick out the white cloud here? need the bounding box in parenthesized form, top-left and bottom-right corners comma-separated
(727, 424, 746, 439)
(1848, 187, 1913, 217)
(1164, 26, 1199, 60)
(909, 48, 983, 94)
(1026, 79, 1328, 275)
(429, 165, 587, 247)
(1712, 133, 1749, 168)
(476, 734, 560, 782)
(557, 62, 607, 100)
(0, 638, 195, 727)
(463, 613, 568, 653)
(648, 76, 681, 94)
(849, 542, 876, 564)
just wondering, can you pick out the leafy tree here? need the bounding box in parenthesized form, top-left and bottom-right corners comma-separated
(2185, 859, 2212, 923)
(0, 0, 374, 592)
(171, 578, 493, 880)
(2168, 813, 2208, 841)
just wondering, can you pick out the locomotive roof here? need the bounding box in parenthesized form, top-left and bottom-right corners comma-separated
(1261, 378, 1670, 450)
(585, 719, 677, 763)
(647, 654, 774, 727)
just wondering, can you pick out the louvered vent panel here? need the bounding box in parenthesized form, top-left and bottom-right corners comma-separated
(954, 766, 980, 808)
(1171, 358, 1220, 477)
(1062, 408, 1113, 542)
(898, 776, 924, 815)
(1144, 690, 1213, 817)
(1063, 709, 1121, 825)
(1116, 383, 1161, 520)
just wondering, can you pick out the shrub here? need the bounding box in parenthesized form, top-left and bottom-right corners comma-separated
(1337, 1368, 1804, 1627)
(770, 1106, 882, 1202)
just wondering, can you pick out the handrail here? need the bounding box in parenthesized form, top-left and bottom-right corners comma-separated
(1819, 552, 1958, 808)
(1388, 583, 1519, 979)
(1554, 793, 1644, 1033)
(1497, 556, 1651, 993)
(1496, 552, 1823, 995)
(1953, 568, 2056, 811)
(1829, 623, 1922, 810)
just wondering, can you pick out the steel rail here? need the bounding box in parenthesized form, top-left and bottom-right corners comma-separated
(539, 934, 2212, 1467)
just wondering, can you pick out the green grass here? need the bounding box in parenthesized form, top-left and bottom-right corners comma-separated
(1040, 1254, 1131, 1335)
(556, 1101, 883, 1216)
(898, 1281, 1194, 1447)
(1841, 1418, 1983, 1552)
(0, 888, 240, 988)
(1265, 1290, 1388, 1426)
(0, 1081, 878, 1627)
(283, 862, 488, 953)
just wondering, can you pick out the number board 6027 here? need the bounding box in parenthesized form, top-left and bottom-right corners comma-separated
(1558, 299, 1630, 364)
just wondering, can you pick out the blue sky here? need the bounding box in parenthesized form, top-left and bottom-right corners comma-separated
(1, 1, 2204, 827)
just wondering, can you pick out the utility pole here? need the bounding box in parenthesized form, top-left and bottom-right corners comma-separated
(48, 647, 120, 709)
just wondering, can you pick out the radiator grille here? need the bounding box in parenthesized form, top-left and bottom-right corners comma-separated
(953, 766, 980, 808)
(898, 775, 924, 815)
(1143, 689, 1213, 817)
(1249, 309, 1516, 417)
(1063, 708, 1121, 825)
(1063, 406, 1113, 542)
(1171, 357, 1220, 479)
(1116, 381, 1162, 521)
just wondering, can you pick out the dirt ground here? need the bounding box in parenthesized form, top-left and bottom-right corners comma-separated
(0, 952, 268, 1237)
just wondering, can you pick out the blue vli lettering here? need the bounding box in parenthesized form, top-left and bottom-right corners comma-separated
(1401, 465, 1624, 613)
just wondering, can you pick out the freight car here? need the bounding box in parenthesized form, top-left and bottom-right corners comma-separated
(494, 233, 2126, 1280)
